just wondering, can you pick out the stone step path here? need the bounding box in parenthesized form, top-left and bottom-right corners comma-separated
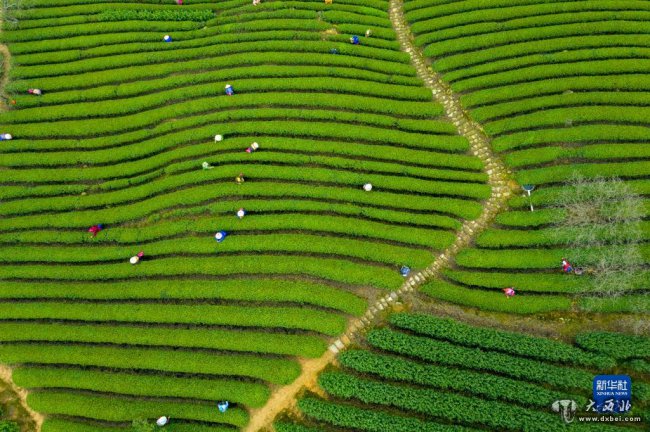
(247, 3, 520, 428)
(328, 0, 518, 354)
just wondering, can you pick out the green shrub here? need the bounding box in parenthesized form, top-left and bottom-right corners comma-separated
(421, 279, 572, 313)
(318, 371, 598, 432)
(367, 328, 593, 390)
(0, 343, 300, 384)
(297, 397, 473, 432)
(339, 349, 585, 407)
(0, 322, 327, 357)
(28, 390, 248, 426)
(0, 279, 367, 315)
(13, 366, 269, 407)
(576, 332, 650, 360)
(390, 313, 613, 368)
(0, 300, 348, 336)
(99, 9, 214, 22)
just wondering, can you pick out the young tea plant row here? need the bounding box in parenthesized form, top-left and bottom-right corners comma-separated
(279, 313, 649, 432)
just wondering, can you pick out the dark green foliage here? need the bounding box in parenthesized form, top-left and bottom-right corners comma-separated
(390, 313, 614, 368)
(100, 9, 214, 22)
(576, 332, 650, 360)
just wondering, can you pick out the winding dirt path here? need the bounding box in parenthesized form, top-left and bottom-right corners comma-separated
(0, 43, 11, 110)
(0, 365, 44, 432)
(245, 1, 518, 430)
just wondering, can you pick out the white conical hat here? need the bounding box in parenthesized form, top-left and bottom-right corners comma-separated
(3, 134, 12, 140)
(156, 416, 169, 426)
(214, 134, 223, 142)
(363, 183, 372, 191)
(130, 256, 139, 265)
(237, 209, 245, 218)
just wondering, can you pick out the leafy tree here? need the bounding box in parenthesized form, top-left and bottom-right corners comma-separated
(550, 174, 645, 305)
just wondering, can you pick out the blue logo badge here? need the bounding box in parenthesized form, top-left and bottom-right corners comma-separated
(592, 375, 632, 413)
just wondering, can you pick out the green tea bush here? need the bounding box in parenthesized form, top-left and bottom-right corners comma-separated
(390, 313, 614, 367)
(367, 328, 593, 390)
(576, 332, 650, 360)
(13, 366, 269, 407)
(318, 371, 596, 432)
(339, 349, 585, 407)
(99, 9, 214, 22)
(0, 343, 300, 384)
(297, 397, 474, 432)
(28, 391, 248, 426)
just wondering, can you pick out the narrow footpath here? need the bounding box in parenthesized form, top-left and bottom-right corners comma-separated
(246, 1, 518, 430)
(0, 366, 43, 432)
(0, 44, 11, 110)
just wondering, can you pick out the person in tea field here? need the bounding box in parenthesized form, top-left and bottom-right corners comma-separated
(503, 287, 516, 297)
(130, 251, 144, 265)
(28, 88, 42, 96)
(237, 208, 246, 219)
(350, 35, 360, 45)
(365, 29, 372, 37)
(215, 231, 227, 243)
(561, 258, 573, 273)
(235, 173, 245, 184)
(246, 142, 259, 153)
(252, 0, 261, 5)
(0, 133, 12, 140)
(225, 84, 234, 96)
(202, 161, 214, 170)
(88, 224, 104, 237)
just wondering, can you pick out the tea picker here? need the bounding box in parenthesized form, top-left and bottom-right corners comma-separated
(225, 84, 234, 96)
(363, 183, 372, 191)
(350, 35, 360, 45)
(218, 401, 229, 413)
(156, 416, 169, 427)
(215, 231, 227, 243)
(235, 173, 245, 184)
(246, 142, 259, 153)
(163, 35, 172, 42)
(0, 133, 12, 141)
(130, 251, 144, 265)
(88, 224, 104, 237)
(237, 208, 246, 219)
(503, 287, 516, 297)
(561, 258, 573, 273)
(202, 161, 214, 170)
(214, 134, 223, 143)
(28, 88, 42, 96)
(365, 29, 372, 37)
(400, 266, 410, 277)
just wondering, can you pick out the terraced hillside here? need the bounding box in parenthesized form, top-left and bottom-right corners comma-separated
(401, 0, 650, 314)
(277, 312, 650, 432)
(0, 0, 491, 430)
